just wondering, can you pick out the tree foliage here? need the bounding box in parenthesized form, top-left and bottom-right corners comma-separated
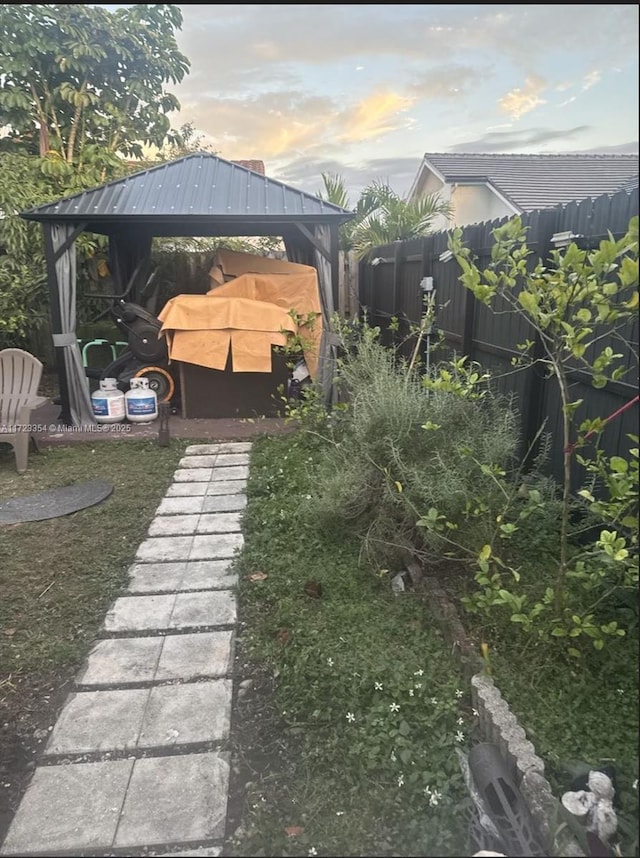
(317, 173, 452, 258)
(0, 4, 189, 165)
(0, 4, 191, 350)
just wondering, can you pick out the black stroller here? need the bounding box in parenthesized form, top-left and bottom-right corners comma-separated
(84, 266, 177, 404)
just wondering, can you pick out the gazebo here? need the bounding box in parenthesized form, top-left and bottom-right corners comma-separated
(20, 153, 354, 426)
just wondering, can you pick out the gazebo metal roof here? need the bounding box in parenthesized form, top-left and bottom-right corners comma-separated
(20, 154, 354, 427)
(21, 152, 353, 236)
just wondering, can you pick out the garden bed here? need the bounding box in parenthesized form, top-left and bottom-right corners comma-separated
(226, 432, 477, 857)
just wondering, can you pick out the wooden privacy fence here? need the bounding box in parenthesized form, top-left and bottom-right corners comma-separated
(358, 188, 639, 485)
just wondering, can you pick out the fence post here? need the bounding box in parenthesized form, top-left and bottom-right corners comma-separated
(392, 240, 403, 340)
(522, 210, 559, 465)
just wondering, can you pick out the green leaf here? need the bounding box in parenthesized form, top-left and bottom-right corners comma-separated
(610, 456, 628, 473)
(479, 544, 492, 562)
(399, 720, 410, 736)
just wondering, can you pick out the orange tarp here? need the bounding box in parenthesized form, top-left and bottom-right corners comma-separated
(157, 250, 322, 375)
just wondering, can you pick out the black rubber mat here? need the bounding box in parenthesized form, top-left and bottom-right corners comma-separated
(0, 479, 113, 525)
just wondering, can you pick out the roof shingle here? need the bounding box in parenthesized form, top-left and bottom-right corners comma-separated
(422, 152, 640, 211)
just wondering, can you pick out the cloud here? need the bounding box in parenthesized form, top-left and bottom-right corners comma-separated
(579, 140, 639, 154)
(408, 64, 488, 100)
(274, 155, 423, 198)
(449, 126, 591, 152)
(173, 4, 638, 81)
(582, 69, 601, 91)
(176, 86, 415, 162)
(498, 75, 547, 120)
(340, 91, 415, 143)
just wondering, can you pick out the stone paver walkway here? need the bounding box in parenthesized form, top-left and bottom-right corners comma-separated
(0, 443, 251, 858)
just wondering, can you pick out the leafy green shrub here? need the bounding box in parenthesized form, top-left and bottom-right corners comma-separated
(311, 326, 521, 572)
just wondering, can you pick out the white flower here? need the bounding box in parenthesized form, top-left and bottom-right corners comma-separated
(424, 785, 432, 796)
(455, 688, 464, 698)
(389, 702, 400, 713)
(327, 657, 334, 667)
(633, 779, 638, 791)
(346, 712, 355, 722)
(409, 689, 414, 696)
(415, 682, 422, 689)
(336, 811, 345, 816)
(455, 730, 465, 742)
(429, 789, 442, 806)
(457, 717, 464, 725)
(308, 849, 318, 856)
(472, 708, 479, 718)
(390, 751, 397, 762)
(414, 669, 424, 676)
(305, 494, 312, 499)
(430, 697, 438, 705)
(374, 681, 383, 691)
(397, 774, 405, 787)
(617, 688, 625, 695)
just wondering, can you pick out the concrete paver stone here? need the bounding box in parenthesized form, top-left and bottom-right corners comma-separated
(157, 495, 206, 514)
(137, 679, 232, 748)
(77, 637, 164, 687)
(169, 591, 237, 629)
(190, 532, 243, 560)
(165, 482, 208, 497)
(202, 493, 247, 512)
(127, 559, 237, 594)
(149, 514, 201, 536)
(0, 759, 134, 855)
(154, 848, 221, 857)
(196, 512, 243, 534)
(44, 687, 149, 755)
(185, 443, 252, 454)
(103, 594, 176, 633)
(136, 535, 194, 562)
(204, 480, 247, 496)
(213, 453, 250, 466)
(209, 465, 248, 482)
(179, 455, 218, 468)
(114, 752, 229, 848)
(173, 467, 214, 482)
(77, 632, 233, 688)
(156, 631, 234, 681)
(44, 680, 231, 755)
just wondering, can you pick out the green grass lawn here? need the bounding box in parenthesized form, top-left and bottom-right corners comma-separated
(0, 439, 188, 677)
(228, 431, 475, 857)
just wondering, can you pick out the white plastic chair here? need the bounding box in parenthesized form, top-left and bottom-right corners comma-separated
(0, 348, 49, 474)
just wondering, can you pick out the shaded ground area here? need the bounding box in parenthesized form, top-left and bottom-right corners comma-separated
(30, 399, 293, 447)
(0, 671, 75, 843)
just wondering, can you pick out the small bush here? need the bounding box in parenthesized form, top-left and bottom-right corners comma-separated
(311, 328, 521, 571)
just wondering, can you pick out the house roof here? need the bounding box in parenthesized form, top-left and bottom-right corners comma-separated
(232, 159, 265, 175)
(20, 153, 353, 236)
(616, 173, 639, 193)
(419, 152, 640, 212)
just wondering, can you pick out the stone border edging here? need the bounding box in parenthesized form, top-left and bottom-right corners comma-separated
(416, 568, 584, 858)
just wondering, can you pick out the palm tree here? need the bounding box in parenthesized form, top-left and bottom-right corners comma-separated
(350, 181, 452, 260)
(317, 174, 452, 259)
(317, 172, 378, 252)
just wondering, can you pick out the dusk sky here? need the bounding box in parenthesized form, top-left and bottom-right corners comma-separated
(158, 4, 638, 198)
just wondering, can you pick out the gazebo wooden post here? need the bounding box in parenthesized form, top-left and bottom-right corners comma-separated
(42, 223, 72, 424)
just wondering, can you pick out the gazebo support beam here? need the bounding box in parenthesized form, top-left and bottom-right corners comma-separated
(42, 221, 88, 426)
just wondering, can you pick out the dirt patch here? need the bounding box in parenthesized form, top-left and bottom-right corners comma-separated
(0, 669, 75, 844)
(224, 632, 293, 853)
